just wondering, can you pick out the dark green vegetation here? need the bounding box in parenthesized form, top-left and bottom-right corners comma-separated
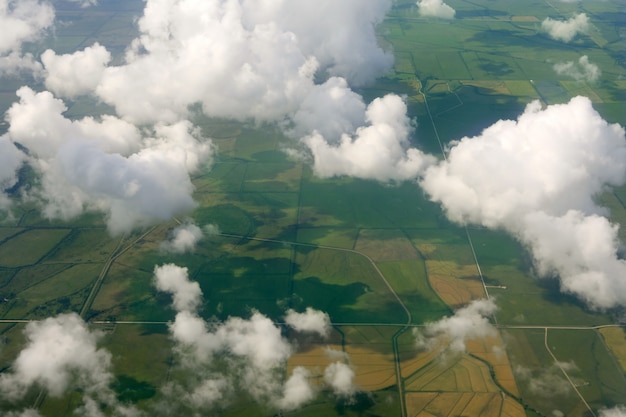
(1, 0, 626, 416)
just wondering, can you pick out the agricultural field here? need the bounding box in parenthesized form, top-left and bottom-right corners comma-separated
(0, 0, 625, 416)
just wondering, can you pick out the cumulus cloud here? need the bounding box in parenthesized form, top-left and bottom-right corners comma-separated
(68, 0, 97, 7)
(421, 97, 626, 310)
(0, 0, 53, 54)
(154, 264, 203, 312)
(41, 43, 111, 98)
(542, 13, 589, 43)
(515, 362, 578, 398)
(153, 264, 317, 412)
(301, 94, 436, 182)
(600, 405, 626, 417)
(4, 410, 42, 417)
(160, 222, 204, 254)
(0, 0, 53, 74)
(37, 0, 393, 125)
(284, 307, 331, 338)
(324, 362, 357, 397)
(553, 55, 601, 82)
(287, 77, 367, 142)
(278, 367, 316, 411)
(2, 87, 213, 234)
(0, 313, 138, 417)
(416, 0, 455, 19)
(414, 299, 497, 353)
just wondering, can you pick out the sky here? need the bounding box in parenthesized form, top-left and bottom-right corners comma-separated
(1, 0, 625, 415)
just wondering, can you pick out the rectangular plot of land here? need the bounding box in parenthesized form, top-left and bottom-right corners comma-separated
(395, 52, 416, 74)
(438, 52, 472, 79)
(0, 229, 71, 267)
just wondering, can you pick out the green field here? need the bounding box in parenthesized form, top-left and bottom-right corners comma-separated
(0, 0, 625, 416)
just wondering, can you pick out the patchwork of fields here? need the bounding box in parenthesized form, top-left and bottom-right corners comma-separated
(1, 0, 625, 416)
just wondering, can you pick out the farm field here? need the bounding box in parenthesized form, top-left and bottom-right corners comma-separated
(0, 0, 625, 416)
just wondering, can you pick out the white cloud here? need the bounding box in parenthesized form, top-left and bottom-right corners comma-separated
(42, 43, 111, 98)
(0, 0, 53, 74)
(277, 367, 315, 411)
(301, 94, 436, 182)
(0, 51, 41, 76)
(600, 406, 626, 417)
(515, 362, 577, 398)
(2, 87, 213, 234)
(154, 264, 318, 412)
(67, 0, 97, 7)
(287, 77, 366, 142)
(4, 410, 42, 417)
(68, 0, 393, 125)
(154, 264, 203, 312)
(553, 55, 600, 82)
(0, 313, 111, 399)
(160, 222, 204, 254)
(0, 0, 54, 54)
(37, 0, 392, 130)
(552, 55, 601, 82)
(414, 299, 497, 353)
(324, 362, 357, 397)
(421, 97, 626, 310)
(416, 0, 455, 19)
(284, 307, 331, 338)
(542, 13, 589, 43)
(0, 313, 139, 417)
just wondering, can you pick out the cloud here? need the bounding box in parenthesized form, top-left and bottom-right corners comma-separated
(0, 313, 138, 417)
(0, 0, 53, 74)
(515, 362, 578, 398)
(324, 362, 357, 397)
(287, 77, 367, 142)
(0, 0, 54, 54)
(553, 55, 601, 82)
(414, 299, 497, 353)
(277, 367, 316, 411)
(153, 264, 317, 412)
(159, 222, 204, 254)
(4, 411, 42, 417)
(421, 97, 626, 310)
(2, 0, 399, 234)
(542, 13, 589, 42)
(284, 307, 331, 338)
(416, 0, 455, 19)
(154, 264, 203, 312)
(39, 0, 393, 125)
(2, 87, 213, 234)
(67, 0, 97, 7)
(41, 43, 111, 98)
(301, 94, 436, 182)
(600, 406, 626, 417)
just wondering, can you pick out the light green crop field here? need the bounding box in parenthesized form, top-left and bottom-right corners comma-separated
(0, 0, 625, 416)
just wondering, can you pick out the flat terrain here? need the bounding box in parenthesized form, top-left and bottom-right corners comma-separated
(0, 0, 625, 416)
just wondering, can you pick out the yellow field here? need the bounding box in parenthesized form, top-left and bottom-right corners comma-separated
(460, 80, 511, 95)
(599, 327, 626, 372)
(404, 353, 499, 392)
(466, 335, 520, 396)
(503, 80, 539, 98)
(511, 16, 539, 22)
(355, 229, 419, 261)
(400, 345, 443, 380)
(287, 326, 400, 391)
(406, 392, 525, 417)
(426, 260, 485, 307)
